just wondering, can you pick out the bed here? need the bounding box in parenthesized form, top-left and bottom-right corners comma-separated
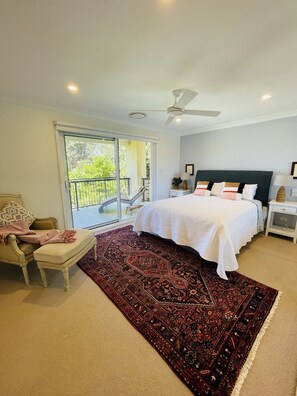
(133, 170, 273, 280)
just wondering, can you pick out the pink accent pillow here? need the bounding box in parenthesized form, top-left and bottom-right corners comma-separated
(0, 201, 36, 227)
(194, 181, 211, 197)
(221, 182, 242, 201)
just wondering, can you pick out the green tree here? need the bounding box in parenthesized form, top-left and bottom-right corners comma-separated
(69, 155, 116, 179)
(65, 138, 95, 169)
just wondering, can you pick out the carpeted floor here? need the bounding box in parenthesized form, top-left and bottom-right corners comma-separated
(78, 226, 280, 395)
(0, 230, 296, 396)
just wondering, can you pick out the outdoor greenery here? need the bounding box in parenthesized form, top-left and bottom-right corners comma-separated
(69, 155, 116, 180)
(65, 139, 94, 170)
(65, 137, 150, 209)
(67, 139, 128, 180)
(66, 139, 127, 208)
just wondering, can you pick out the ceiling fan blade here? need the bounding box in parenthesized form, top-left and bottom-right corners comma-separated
(184, 109, 221, 117)
(132, 109, 166, 112)
(164, 116, 175, 126)
(175, 89, 198, 109)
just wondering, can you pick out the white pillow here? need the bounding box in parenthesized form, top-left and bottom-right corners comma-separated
(210, 182, 225, 197)
(242, 184, 258, 201)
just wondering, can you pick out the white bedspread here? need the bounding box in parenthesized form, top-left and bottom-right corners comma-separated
(133, 194, 260, 280)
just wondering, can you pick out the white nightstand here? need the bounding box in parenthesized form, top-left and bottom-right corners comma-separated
(169, 189, 191, 198)
(265, 200, 297, 243)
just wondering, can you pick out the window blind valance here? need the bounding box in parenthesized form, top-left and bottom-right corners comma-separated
(54, 121, 160, 143)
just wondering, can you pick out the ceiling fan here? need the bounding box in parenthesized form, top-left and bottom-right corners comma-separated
(131, 89, 221, 126)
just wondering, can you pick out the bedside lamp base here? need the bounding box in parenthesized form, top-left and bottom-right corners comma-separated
(276, 186, 286, 202)
(181, 180, 188, 190)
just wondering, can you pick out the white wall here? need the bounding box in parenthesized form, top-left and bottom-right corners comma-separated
(0, 100, 180, 228)
(180, 116, 297, 196)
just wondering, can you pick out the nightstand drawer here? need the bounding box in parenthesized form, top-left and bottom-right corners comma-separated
(266, 200, 297, 243)
(273, 206, 297, 215)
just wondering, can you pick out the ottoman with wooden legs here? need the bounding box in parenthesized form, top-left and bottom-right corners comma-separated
(33, 229, 97, 291)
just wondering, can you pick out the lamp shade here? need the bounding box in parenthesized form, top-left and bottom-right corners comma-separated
(274, 175, 295, 187)
(181, 172, 190, 181)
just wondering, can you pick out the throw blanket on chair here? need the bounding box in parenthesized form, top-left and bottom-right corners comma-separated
(0, 220, 77, 246)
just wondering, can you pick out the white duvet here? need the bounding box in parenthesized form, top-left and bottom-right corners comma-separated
(133, 194, 260, 280)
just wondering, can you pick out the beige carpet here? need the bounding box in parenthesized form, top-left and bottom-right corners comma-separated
(0, 232, 296, 396)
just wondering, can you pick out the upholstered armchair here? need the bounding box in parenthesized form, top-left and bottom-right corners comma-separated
(0, 194, 58, 285)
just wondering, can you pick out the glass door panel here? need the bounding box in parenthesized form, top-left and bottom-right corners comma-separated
(64, 135, 120, 228)
(118, 139, 151, 219)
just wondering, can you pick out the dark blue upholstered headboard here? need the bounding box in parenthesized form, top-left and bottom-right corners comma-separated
(195, 170, 273, 206)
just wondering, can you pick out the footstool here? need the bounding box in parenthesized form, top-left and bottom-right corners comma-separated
(33, 229, 97, 291)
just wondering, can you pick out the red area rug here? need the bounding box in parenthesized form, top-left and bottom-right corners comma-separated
(78, 226, 280, 395)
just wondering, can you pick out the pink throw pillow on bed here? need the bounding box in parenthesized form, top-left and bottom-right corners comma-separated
(221, 182, 242, 200)
(194, 181, 211, 197)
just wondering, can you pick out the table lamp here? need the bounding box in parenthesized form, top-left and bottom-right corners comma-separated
(181, 172, 190, 190)
(274, 175, 295, 202)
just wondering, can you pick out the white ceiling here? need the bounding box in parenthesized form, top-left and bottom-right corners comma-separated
(1, 0, 297, 136)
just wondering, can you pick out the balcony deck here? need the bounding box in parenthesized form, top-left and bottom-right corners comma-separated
(72, 202, 140, 229)
(69, 176, 149, 228)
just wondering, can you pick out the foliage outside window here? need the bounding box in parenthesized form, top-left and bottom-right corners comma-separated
(65, 137, 151, 209)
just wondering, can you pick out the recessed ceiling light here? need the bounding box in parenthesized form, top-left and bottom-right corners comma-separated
(262, 93, 272, 101)
(67, 83, 79, 93)
(175, 117, 181, 122)
(129, 112, 146, 119)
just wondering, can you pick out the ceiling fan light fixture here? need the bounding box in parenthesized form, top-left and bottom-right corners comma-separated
(67, 83, 79, 93)
(261, 93, 272, 101)
(167, 106, 183, 116)
(129, 112, 146, 119)
(132, 89, 220, 125)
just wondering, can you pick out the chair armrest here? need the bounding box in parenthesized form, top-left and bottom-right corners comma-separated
(0, 234, 25, 265)
(31, 217, 59, 230)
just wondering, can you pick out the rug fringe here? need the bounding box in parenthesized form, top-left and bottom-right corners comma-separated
(231, 290, 282, 396)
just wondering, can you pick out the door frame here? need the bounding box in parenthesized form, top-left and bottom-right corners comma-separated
(55, 123, 157, 229)
(56, 130, 74, 229)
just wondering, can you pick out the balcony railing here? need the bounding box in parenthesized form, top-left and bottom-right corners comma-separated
(70, 177, 131, 210)
(70, 177, 150, 211)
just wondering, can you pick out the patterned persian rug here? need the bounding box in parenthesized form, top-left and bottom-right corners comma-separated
(78, 226, 280, 396)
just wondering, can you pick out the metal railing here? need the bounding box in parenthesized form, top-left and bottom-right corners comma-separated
(69, 177, 151, 211)
(70, 177, 131, 210)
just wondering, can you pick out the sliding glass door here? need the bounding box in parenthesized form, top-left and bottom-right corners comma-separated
(61, 134, 152, 229)
(118, 139, 151, 218)
(64, 135, 120, 228)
